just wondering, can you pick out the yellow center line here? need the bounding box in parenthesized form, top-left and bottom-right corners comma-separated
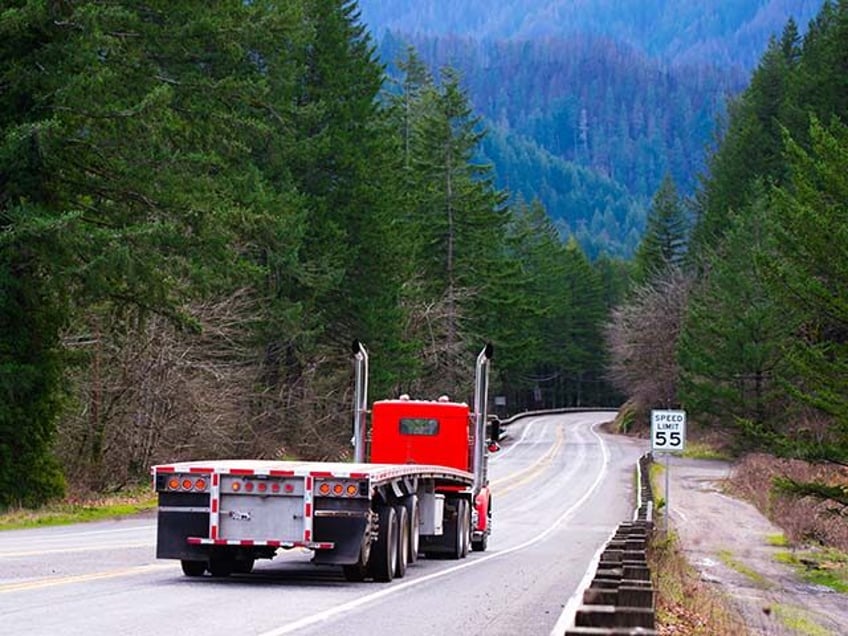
(0, 563, 173, 593)
(491, 424, 565, 496)
(0, 542, 154, 559)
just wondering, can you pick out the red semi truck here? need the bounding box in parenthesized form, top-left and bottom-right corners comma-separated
(152, 342, 496, 582)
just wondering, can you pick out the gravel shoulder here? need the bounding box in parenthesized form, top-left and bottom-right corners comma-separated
(661, 455, 848, 635)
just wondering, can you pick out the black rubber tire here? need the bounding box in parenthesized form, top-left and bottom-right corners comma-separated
(208, 556, 234, 577)
(367, 505, 398, 582)
(233, 558, 255, 574)
(449, 498, 466, 560)
(394, 504, 409, 579)
(180, 560, 206, 577)
(342, 561, 367, 582)
(405, 495, 420, 564)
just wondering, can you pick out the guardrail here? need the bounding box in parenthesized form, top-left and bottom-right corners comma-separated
(494, 409, 657, 635)
(562, 452, 656, 635)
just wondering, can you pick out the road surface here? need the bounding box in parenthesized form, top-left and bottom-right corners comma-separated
(0, 411, 647, 636)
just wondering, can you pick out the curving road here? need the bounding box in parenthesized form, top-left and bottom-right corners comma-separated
(0, 412, 647, 636)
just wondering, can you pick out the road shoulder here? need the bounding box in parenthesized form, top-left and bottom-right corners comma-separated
(661, 455, 848, 635)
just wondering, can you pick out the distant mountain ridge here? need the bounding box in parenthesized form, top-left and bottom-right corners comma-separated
(358, 0, 826, 70)
(357, 0, 827, 257)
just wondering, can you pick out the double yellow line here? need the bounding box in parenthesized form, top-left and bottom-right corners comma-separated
(490, 423, 565, 496)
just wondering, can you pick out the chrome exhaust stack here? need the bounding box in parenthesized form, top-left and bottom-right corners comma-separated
(472, 343, 494, 493)
(352, 340, 369, 463)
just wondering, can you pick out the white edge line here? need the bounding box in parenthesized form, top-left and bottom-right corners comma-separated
(260, 420, 611, 636)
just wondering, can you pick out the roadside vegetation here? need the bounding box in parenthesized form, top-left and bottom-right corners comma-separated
(0, 488, 155, 531)
(647, 462, 748, 635)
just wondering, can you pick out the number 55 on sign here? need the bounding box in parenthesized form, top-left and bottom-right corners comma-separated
(651, 409, 686, 452)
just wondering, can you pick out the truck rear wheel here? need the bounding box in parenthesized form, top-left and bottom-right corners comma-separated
(460, 499, 471, 558)
(181, 560, 206, 577)
(394, 504, 409, 578)
(450, 499, 469, 560)
(404, 495, 420, 564)
(208, 556, 234, 577)
(367, 505, 398, 582)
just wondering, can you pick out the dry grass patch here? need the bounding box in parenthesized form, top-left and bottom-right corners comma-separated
(728, 453, 848, 550)
(650, 532, 749, 635)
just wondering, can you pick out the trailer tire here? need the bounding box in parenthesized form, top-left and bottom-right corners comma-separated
(394, 504, 409, 579)
(234, 557, 255, 574)
(367, 505, 398, 582)
(404, 495, 420, 564)
(181, 560, 206, 577)
(208, 556, 234, 577)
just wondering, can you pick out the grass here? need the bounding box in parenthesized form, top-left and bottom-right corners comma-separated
(681, 441, 732, 461)
(646, 459, 748, 634)
(772, 604, 834, 636)
(774, 546, 848, 593)
(766, 533, 790, 547)
(0, 488, 156, 531)
(650, 531, 748, 634)
(717, 549, 773, 589)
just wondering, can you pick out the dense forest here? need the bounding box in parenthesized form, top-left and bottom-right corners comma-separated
(0, 0, 621, 507)
(606, 2, 848, 511)
(1, 0, 846, 519)
(360, 0, 826, 257)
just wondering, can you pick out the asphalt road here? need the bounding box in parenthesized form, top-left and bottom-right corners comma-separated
(0, 412, 647, 636)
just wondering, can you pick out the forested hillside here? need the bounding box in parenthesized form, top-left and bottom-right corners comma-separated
(606, 1, 848, 517)
(359, 0, 826, 257)
(358, 0, 826, 69)
(0, 0, 621, 507)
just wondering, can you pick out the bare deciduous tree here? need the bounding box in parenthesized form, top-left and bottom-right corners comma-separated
(604, 268, 691, 418)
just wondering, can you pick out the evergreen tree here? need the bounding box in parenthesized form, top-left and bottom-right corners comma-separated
(678, 189, 795, 433)
(762, 117, 848, 464)
(404, 65, 508, 392)
(0, 0, 310, 504)
(633, 174, 688, 283)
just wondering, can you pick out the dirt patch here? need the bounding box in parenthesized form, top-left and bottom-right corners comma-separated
(660, 456, 848, 635)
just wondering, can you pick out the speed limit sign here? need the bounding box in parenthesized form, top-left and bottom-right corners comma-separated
(651, 409, 686, 452)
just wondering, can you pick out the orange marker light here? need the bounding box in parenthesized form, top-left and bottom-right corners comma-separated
(346, 484, 358, 496)
(333, 483, 344, 495)
(168, 478, 180, 490)
(194, 478, 207, 491)
(232, 482, 241, 492)
(319, 483, 331, 495)
(181, 478, 193, 490)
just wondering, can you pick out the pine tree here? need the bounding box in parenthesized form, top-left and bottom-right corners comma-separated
(763, 117, 848, 464)
(633, 174, 688, 283)
(678, 189, 795, 432)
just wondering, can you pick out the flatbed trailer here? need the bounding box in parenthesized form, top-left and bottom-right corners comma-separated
(152, 342, 495, 582)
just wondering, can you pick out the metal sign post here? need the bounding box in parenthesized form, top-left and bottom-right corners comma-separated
(651, 409, 687, 535)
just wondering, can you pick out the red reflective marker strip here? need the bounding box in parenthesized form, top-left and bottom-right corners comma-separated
(349, 473, 368, 479)
(211, 499, 218, 513)
(305, 503, 312, 517)
(189, 467, 214, 473)
(270, 470, 295, 477)
(309, 471, 333, 478)
(229, 469, 255, 475)
(155, 466, 175, 473)
(211, 525, 218, 540)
